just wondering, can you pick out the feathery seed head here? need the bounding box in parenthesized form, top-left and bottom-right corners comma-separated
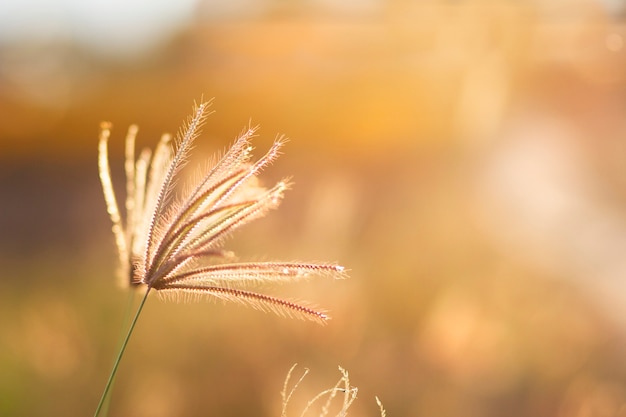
(98, 101, 346, 323)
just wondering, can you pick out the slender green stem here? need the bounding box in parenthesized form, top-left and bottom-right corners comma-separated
(93, 287, 151, 417)
(100, 290, 139, 417)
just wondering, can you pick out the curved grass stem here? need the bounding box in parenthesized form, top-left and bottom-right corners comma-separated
(93, 287, 151, 417)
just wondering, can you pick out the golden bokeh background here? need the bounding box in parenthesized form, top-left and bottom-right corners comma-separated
(2, 0, 626, 416)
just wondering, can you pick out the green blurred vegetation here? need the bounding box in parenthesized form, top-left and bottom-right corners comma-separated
(2, 1, 626, 416)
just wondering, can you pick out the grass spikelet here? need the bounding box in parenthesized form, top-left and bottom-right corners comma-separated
(281, 365, 387, 417)
(281, 365, 359, 417)
(98, 99, 345, 317)
(375, 397, 387, 417)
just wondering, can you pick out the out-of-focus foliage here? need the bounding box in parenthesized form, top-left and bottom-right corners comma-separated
(2, 1, 626, 416)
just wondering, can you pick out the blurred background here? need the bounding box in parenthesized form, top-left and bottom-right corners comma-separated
(2, 0, 626, 416)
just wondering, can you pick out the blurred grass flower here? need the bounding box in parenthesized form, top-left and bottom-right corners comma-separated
(281, 365, 358, 417)
(94, 100, 345, 417)
(281, 364, 385, 417)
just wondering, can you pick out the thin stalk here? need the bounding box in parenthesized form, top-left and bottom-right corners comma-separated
(93, 287, 151, 417)
(100, 290, 139, 417)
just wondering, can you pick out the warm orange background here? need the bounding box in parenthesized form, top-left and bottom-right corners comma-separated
(2, 1, 626, 416)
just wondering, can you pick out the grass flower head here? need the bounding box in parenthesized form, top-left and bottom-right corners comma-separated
(93, 100, 346, 417)
(98, 100, 345, 322)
